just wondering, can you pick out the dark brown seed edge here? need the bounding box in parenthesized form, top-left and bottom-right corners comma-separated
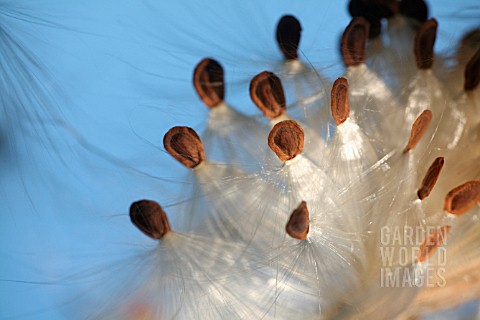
(444, 181, 480, 215)
(348, 0, 398, 38)
(331, 77, 350, 126)
(349, 0, 399, 20)
(193, 58, 225, 108)
(403, 109, 432, 153)
(464, 48, 480, 91)
(268, 120, 304, 162)
(250, 71, 286, 119)
(341, 17, 370, 67)
(163, 126, 205, 168)
(417, 157, 444, 200)
(414, 18, 438, 69)
(130, 200, 171, 240)
(286, 201, 310, 240)
(400, 0, 428, 24)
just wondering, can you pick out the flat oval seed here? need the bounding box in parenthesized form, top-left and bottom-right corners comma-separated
(286, 201, 310, 240)
(268, 120, 304, 162)
(444, 181, 480, 215)
(414, 18, 438, 69)
(341, 17, 370, 67)
(331, 77, 350, 126)
(164, 126, 205, 168)
(403, 109, 432, 153)
(250, 71, 286, 119)
(464, 48, 480, 91)
(418, 225, 450, 263)
(417, 157, 444, 200)
(276, 15, 302, 60)
(193, 58, 225, 108)
(130, 200, 171, 239)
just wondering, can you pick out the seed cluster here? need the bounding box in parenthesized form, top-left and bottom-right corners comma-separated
(124, 0, 479, 318)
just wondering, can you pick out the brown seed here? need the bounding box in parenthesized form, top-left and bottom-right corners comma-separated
(417, 157, 444, 200)
(464, 48, 480, 91)
(444, 181, 480, 215)
(268, 120, 304, 162)
(193, 58, 225, 108)
(418, 225, 450, 263)
(250, 71, 286, 119)
(348, 0, 398, 38)
(403, 109, 432, 153)
(276, 15, 302, 60)
(399, 0, 428, 23)
(163, 126, 205, 168)
(341, 17, 370, 67)
(286, 201, 310, 241)
(348, 0, 399, 20)
(414, 18, 438, 69)
(130, 200, 171, 240)
(331, 78, 350, 126)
